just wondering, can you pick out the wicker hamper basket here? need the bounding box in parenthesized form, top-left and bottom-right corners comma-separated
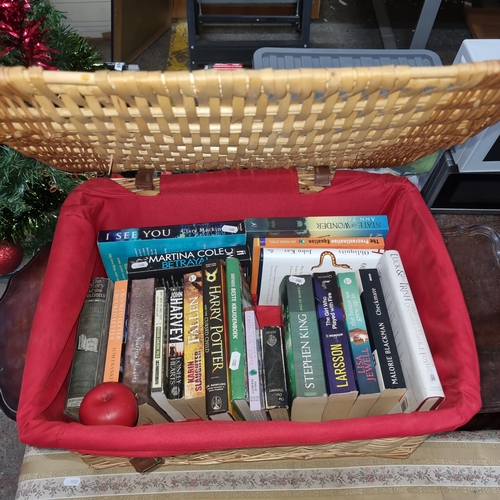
(1, 63, 495, 468)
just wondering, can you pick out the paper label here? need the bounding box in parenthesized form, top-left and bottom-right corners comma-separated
(222, 225, 238, 233)
(229, 351, 240, 370)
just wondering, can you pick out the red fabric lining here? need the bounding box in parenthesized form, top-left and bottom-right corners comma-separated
(16, 169, 481, 457)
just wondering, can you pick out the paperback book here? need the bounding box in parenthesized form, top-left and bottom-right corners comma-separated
(98, 219, 246, 281)
(226, 257, 267, 421)
(102, 279, 128, 383)
(176, 270, 207, 420)
(245, 216, 389, 244)
(359, 269, 407, 416)
(312, 272, 358, 421)
(254, 247, 384, 306)
(337, 272, 381, 419)
(150, 286, 186, 422)
(202, 259, 235, 421)
(166, 286, 184, 400)
(128, 245, 251, 288)
(280, 275, 328, 422)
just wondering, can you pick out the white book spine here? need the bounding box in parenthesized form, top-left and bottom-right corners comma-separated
(377, 250, 444, 413)
(152, 288, 166, 391)
(244, 310, 264, 412)
(151, 287, 186, 422)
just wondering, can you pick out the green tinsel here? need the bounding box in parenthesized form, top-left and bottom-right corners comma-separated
(0, 146, 86, 255)
(0, 0, 106, 255)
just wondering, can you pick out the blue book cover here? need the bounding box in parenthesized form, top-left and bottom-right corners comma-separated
(312, 272, 356, 395)
(337, 271, 379, 395)
(97, 220, 246, 281)
(245, 215, 389, 246)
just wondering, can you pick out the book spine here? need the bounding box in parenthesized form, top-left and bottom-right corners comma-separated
(280, 275, 327, 400)
(312, 272, 356, 395)
(202, 260, 232, 419)
(183, 271, 205, 407)
(260, 326, 288, 411)
(151, 287, 166, 394)
(225, 257, 247, 404)
(377, 250, 444, 412)
(337, 272, 380, 395)
(127, 245, 251, 287)
(359, 269, 406, 391)
(98, 220, 246, 243)
(65, 277, 114, 419)
(255, 236, 385, 249)
(245, 215, 389, 243)
(166, 286, 184, 399)
(121, 278, 156, 406)
(244, 309, 264, 412)
(103, 279, 128, 383)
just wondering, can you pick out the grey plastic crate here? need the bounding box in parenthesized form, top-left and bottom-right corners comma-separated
(253, 48, 442, 69)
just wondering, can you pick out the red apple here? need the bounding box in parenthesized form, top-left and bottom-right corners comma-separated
(79, 382, 138, 427)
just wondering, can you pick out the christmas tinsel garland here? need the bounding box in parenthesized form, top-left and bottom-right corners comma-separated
(0, 0, 105, 256)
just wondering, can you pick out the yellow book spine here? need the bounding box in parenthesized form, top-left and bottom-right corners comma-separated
(183, 271, 205, 400)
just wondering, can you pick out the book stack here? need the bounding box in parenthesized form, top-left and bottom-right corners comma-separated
(64, 215, 444, 424)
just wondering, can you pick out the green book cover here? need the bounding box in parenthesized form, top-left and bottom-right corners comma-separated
(280, 275, 327, 401)
(226, 258, 246, 404)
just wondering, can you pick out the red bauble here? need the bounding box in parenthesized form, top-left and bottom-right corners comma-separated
(79, 382, 138, 427)
(0, 240, 23, 275)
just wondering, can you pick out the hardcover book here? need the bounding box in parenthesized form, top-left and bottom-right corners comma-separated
(202, 259, 235, 421)
(312, 272, 358, 421)
(98, 219, 246, 281)
(254, 247, 385, 306)
(150, 287, 186, 422)
(128, 245, 251, 288)
(166, 286, 184, 400)
(377, 250, 445, 413)
(102, 279, 128, 383)
(65, 277, 114, 420)
(359, 269, 407, 416)
(226, 257, 267, 421)
(178, 270, 207, 420)
(122, 278, 169, 424)
(337, 272, 381, 419)
(245, 216, 389, 245)
(280, 275, 328, 422)
(260, 326, 289, 421)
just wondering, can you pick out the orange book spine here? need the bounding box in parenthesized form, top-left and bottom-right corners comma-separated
(102, 280, 128, 382)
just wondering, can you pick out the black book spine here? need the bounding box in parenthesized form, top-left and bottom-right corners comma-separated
(128, 245, 251, 286)
(166, 286, 184, 399)
(359, 268, 406, 390)
(261, 326, 288, 410)
(202, 260, 231, 418)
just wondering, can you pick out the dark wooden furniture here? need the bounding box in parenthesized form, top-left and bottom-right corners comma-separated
(440, 225, 500, 429)
(0, 244, 51, 420)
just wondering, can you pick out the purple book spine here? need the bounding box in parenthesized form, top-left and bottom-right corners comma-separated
(312, 273, 356, 394)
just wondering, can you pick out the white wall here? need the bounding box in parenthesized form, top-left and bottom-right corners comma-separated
(50, 0, 111, 38)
